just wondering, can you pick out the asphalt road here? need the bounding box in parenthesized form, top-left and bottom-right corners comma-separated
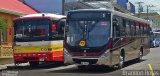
(1, 47, 160, 76)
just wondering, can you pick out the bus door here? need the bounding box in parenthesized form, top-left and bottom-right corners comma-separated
(112, 18, 121, 48)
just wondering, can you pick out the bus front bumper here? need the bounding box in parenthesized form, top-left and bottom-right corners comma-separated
(64, 49, 111, 66)
(14, 52, 63, 63)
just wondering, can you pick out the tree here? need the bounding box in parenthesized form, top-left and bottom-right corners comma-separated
(0, 17, 8, 29)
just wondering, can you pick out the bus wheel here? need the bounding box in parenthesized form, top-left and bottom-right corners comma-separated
(118, 54, 124, 69)
(29, 62, 39, 67)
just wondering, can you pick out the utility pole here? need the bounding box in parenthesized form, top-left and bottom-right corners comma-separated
(135, 2, 144, 17)
(146, 5, 154, 20)
(62, 0, 65, 15)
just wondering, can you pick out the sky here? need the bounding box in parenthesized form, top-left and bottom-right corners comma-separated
(129, 0, 160, 13)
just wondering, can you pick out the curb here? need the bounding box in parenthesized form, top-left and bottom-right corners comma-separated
(0, 63, 30, 71)
(0, 65, 7, 70)
(0, 63, 15, 71)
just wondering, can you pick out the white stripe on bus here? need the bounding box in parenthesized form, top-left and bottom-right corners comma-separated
(15, 40, 63, 46)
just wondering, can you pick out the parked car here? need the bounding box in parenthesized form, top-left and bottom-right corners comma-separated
(152, 38, 160, 47)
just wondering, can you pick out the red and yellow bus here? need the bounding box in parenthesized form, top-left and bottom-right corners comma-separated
(64, 9, 150, 69)
(13, 13, 66, 66)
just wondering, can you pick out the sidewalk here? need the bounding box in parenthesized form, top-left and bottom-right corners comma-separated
(0, 58, 14, 70)
(0, 63, 14, 70)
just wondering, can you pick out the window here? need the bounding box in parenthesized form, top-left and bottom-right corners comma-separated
(139, 23, 142, 36)
(0, 17, 8, 44)
(126, 20, 131, 36)
(122, 19, 126, 36)
(130, 21, 135, 36)
(113, 18, 120, 37)
(142, 24, 145, 36)
(1, 29, 8, 43)
(57, 19, 65, 35)
(135, 22, 139, 36)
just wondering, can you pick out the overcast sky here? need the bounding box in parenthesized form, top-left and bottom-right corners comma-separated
(129, 0, 160, 13)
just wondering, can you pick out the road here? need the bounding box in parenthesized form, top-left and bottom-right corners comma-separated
(1, 47, 160, 76)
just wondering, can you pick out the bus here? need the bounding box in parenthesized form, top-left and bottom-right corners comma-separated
(13, 13, 66, 66)
(64, 9, 150, 69)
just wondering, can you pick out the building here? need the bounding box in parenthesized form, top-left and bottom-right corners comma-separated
(22, 0, 64, 14)
(0, 0, 37, 58)
(135, 12, 160, 31)
(21, 0, 135, 15)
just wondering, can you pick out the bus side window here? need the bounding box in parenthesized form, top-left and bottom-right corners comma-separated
(58, 19, 65, 35)
(113, 18, 120, 38)
(126, 20, 131, 36)
(134, 22, 136, 36)
(51, 20, 58, 35)
(136, 22, 139, 36)
(142, 24, 145, 36)
(130, 21, 135, 36)
(122, 19, 126, 36)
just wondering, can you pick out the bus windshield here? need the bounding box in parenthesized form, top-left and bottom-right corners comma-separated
(14, 18, 50, 42)
(66, 11, 111, 47)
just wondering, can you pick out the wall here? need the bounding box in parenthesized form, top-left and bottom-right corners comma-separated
(116, 0, 135, 13)
(0, 13, 16, 46)
(23, 0, 63, 14)
(0, 13, 16, 58)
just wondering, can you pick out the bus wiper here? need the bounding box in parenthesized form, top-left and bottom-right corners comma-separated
(86, 22, 98, 40)
(88, 22, 97, 32)
(84, 25, 87, 39)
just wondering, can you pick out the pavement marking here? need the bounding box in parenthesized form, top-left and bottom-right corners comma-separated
(44, 64, 77, 71)
(148, 64, 155, 76)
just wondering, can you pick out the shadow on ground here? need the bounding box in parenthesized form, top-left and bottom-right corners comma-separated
(1, 58, 147, 74)
(6, 62, 64, 71)
(47, 59, 146, 74)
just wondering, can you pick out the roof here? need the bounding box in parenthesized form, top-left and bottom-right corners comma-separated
(22, 13, 66, 18)
(135, 12, 159, 16)
(0, 0, 37, 16)
(15, 13, 66, 20)
(69, 9, 149, 24)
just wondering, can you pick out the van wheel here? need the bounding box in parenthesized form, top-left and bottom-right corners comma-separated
(29, 62, 39, 67)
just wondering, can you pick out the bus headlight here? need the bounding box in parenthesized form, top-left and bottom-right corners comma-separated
(100, 50, 110, 58)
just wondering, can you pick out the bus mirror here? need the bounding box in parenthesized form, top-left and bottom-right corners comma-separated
(52, 24, 56, 32)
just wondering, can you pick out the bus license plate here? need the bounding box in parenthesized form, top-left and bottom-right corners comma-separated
(81, 62, 89, 65)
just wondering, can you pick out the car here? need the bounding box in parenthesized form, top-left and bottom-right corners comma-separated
(152, 38, 160, 47)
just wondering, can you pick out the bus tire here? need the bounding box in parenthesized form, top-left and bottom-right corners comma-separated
(118, 50, 125, 69)
(29, 62, 39, 67)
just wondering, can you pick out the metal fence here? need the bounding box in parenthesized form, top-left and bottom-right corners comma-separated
(0, 45, 13, 58)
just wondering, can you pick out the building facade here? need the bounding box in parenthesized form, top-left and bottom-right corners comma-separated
(0, 0, 37, 58)
(135, 12, 160, 31)
(21, 0, 135, 15)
